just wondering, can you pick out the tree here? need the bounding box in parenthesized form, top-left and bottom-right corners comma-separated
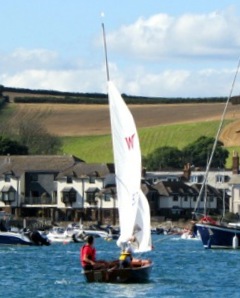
(144, 146, 183, 170)
(0, 136, 28, 155)
(144, 136, 229, 170)
(1, 110, 62, 155)
(182, 136, 229, 168)
(17, 120, 62, 155)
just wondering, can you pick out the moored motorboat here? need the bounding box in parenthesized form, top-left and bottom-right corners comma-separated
(80, 229, 109, 239)
(46, 226, 86, 244)
(0, 230, 50, 246)
(0, 231, 34, 245)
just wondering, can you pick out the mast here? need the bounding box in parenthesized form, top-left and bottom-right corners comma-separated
(193, 57, 240, 216)
(101, 17, 110, 82)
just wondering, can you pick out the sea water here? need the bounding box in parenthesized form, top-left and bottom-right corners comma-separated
(1, 234, 240, 298)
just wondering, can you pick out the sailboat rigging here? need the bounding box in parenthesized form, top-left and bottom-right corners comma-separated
(193, 58, 240, 217)
(195, 57, 240, 249)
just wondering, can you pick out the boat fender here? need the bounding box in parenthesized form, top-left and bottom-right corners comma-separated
(233, 235, 238, 249)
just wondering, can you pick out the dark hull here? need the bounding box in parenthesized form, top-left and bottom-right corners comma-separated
(196, 223, 240, 249)
(83, 262, 152, 283)
(0, 232, 33, 245)
(0, 231, 51, 246)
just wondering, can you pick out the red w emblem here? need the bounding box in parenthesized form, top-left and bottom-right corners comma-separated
(125, 134, 135, 150)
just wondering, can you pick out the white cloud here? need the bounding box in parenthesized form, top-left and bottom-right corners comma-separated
(0, 48, 59, 72)
(1, 49, 239, 97)
(1, 68, 106, 93)
(1, 8, 240, 98)
(107, 8, 240, 60)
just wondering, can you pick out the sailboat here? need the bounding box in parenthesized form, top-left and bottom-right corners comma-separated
(82, 21, 152, 281)
(83, 80, 153, 283)
(195, 58, 240, 249)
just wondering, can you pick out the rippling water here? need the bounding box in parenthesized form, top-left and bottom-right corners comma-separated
(1, 235, 240, 298)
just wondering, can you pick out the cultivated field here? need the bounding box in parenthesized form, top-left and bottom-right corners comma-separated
(6, 102, 240, 144)
(2, 101, 240, 164)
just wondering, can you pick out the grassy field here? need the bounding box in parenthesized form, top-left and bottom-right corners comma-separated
(1, 101, 239, 168)
(62, 120, 235, 167)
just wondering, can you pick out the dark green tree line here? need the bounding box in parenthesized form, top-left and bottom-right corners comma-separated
(0, 136, 28, 155)
(144, 136, 229, 170)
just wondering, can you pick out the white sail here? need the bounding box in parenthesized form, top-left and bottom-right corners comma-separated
(108, 80, 152, 253)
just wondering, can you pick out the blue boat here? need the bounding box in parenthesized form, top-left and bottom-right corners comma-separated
(196, 222, 240, 249)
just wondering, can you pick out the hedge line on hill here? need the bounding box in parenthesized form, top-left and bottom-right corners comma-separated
(13, 95, 228, 105)
(2, 85, 230, 104)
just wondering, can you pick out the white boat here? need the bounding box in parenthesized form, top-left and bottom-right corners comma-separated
(80, 229, 109, 239)
(0, 231, 34, 245)
(46, 226, 85, 244)
(0, 230, 50, 246)
(0, 216, 51, 246)
(68, 222, 112, 239)
(83, 78, 152, 282)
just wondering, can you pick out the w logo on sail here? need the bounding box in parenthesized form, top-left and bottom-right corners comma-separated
(125, 134, 135, 150)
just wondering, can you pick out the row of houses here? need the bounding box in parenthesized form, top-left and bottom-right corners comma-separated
(0, 153, 240, 224)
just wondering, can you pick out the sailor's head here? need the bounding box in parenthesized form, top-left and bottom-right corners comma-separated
(126, 246, 132, 253)
(87, 235, 94, 245)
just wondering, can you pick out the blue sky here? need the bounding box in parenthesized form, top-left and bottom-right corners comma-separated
(1, 0, 240, 97)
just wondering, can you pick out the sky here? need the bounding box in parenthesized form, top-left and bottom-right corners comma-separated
(1, 1, 240, 97)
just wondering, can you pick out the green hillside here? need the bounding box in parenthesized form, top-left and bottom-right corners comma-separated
(62, 120, 234, 167)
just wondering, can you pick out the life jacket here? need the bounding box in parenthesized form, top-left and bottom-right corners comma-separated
(119, 251, 132, 261)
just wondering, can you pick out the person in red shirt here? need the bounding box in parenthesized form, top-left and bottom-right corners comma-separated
(80, 235, 96, 270)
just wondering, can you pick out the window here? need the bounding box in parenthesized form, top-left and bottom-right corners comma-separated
(53, 191, 57, 204)
(104, 194, 111, 202)
(69, 191, 76, 202)
(4, 174, 11, 182)
(89, 176, 95, 184)
(190, 175, 204, 183)
(1, 186, 16, 203)
(62, 189, 76, 204)
(85, 187, 99, 204)
(216, 175, 222, 183)
(62, 192, 70, 204)
(2, 193, 9, 202)
(62, 191, 77, 203)
(8, 192, 15, 202)
(167, 177, 178, 182)
(86, 193, 96, 204)
(173, 196, 178, 202)
(67, 176, 72, 184)
(2, 191, 15, 203)
(216, 175, 230, 183)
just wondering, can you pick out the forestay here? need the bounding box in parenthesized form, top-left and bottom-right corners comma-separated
(108, 81, 151, 253)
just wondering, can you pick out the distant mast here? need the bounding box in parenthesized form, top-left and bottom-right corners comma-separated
(101, 13, 110, 82)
